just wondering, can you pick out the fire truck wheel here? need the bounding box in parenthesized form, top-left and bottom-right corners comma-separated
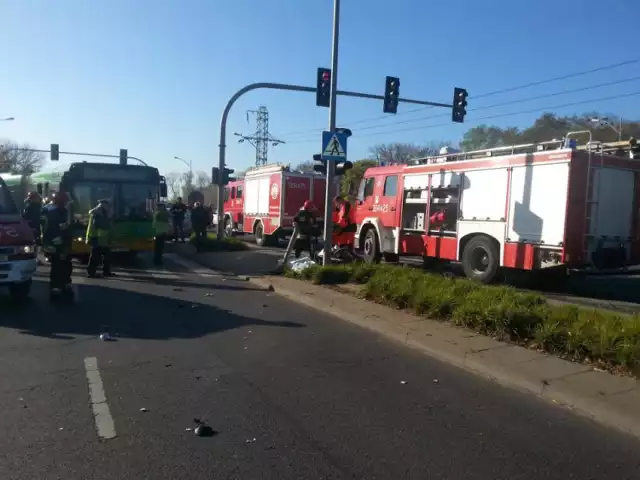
(255, 223, 273, 247)
(362, 229, 381, 263)
(224, 218, 233, 237)
(461, 236, 499, 284)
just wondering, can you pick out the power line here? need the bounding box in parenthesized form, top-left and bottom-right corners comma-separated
(352, 90, 640, 139)
(285, 76, 640, 143)
(279, 57, 640, 138)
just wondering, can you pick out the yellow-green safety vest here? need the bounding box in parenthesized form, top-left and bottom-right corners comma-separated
(85, 208, 110, 246)
(153, 210, 171, 235)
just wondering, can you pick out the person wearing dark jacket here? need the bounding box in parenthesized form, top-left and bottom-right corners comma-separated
(190, 202, 208, 252)
(41, 192, 73, 298)
(23, 192, 43, 262)
(293, 200, 318, 259)
(170, 197, 187, 243)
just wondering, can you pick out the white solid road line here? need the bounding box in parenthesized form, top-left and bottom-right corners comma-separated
(84, 357, 116, 440)
(164, 253, 221, 277)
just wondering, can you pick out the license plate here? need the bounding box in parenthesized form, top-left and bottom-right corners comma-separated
(0, 255, 7, 262)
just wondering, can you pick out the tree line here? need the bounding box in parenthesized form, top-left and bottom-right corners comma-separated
(292, 112, 640, 199)
(4, 111, 639, 200)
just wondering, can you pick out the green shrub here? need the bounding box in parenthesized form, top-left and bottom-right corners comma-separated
(286, 262, 640, 370)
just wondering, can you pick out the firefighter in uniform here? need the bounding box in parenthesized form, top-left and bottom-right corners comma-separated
(86, 199, 113, 278)
(152, 202, 170, 266)
(333, 196, 357, 233)
(41, 192, 73, 299)
(293, 200, 318, 259)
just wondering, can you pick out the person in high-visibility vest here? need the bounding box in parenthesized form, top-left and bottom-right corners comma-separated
(86, 199, 113, 278)
(152, 203, 171, 266)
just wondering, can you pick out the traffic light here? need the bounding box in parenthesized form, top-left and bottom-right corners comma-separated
(383, 76, 400, 114)
(211, 167, 220, 185)
(452, 87, 468, 123)
(334, 160, 353, 176)
(50, 144, 59, 161)
(222, 167, 235, 185)
(119, 148, 128, 165)
(313, 154, 326, 175)
(316, 68, 331, 108)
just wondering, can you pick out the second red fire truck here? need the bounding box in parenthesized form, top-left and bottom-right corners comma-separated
(349, 134, 640, 283)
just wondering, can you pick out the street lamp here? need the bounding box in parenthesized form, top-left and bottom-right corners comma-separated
(589, 116, 622, 141)
(173, 156, 193, 177)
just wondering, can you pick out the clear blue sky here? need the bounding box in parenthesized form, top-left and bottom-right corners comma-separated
(2, 0, 639, 177)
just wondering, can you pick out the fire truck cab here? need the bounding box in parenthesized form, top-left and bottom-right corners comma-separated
(353, 134, 640, 283)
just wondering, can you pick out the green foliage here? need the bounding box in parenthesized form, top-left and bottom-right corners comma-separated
(286, 263, 640, 369)
(460, 112, 640, 151)
(340, 159, 377, 198)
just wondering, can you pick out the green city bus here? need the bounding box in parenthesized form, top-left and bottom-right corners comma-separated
(35, 162, 167, 260)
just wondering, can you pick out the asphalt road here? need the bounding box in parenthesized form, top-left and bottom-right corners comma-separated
(1, 253, 640, 479)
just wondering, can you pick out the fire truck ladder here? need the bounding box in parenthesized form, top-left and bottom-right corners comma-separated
(414, 139, 567, 165)
(565, 130, 600, 266)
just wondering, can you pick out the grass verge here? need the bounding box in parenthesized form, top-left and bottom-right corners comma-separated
(187, 233, 249, 252)
(285, 263, 640, 372)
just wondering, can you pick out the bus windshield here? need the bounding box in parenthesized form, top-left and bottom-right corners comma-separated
(0, 179, 19, 215)
(71, 182, 115, 219)
(120, 183, 157, 220)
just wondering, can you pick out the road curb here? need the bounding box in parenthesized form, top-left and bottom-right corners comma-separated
(247, 276, 640, 441)
(173, 248, 640, 441)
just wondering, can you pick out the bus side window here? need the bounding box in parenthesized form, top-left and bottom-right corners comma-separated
(236, 186, 243, 199)
(231, 187, 236, 199)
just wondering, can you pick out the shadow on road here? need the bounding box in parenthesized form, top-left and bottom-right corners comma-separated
(0, 279, 304, 341)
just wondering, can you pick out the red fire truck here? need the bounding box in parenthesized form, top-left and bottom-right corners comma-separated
(351, 134, 640, 283)
(221, 163, 337, 246)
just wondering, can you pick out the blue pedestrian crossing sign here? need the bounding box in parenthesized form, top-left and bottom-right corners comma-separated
(321, 130, 348, 161)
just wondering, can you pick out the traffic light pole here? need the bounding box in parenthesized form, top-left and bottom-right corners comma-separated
(322, 0, 341, 266)
(0, 147, 149, 166)
(216, 89, 453, 239)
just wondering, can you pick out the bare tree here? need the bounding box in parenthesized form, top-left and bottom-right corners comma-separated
(165, 172, 182, 199)
(194, 170, 211, 189)
(181, 171, 194, 199)
(369, 142, 449, 165)
(0, 141, 45, 174)
(292, 160, 315, 173)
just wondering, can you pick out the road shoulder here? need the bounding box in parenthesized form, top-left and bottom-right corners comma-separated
(174, 246, 640, 441)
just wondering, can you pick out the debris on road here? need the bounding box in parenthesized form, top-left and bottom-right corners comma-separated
(140, 407, 148, 413)
(267, 284, 275, 292)
(400, 380, 408, 385)
(433, 379, 439, 384)
(245, 437, 257, 443)
(193, 418, 215, 437)
(204, 293, 214, 297)
(99, 333, 113, 341)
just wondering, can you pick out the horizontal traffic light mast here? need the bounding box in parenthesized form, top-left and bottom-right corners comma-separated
(216, 80, 465, 238)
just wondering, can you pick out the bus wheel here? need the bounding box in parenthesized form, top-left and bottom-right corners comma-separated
(362, 229, 381, 263)
(461, 236, 499, 284)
